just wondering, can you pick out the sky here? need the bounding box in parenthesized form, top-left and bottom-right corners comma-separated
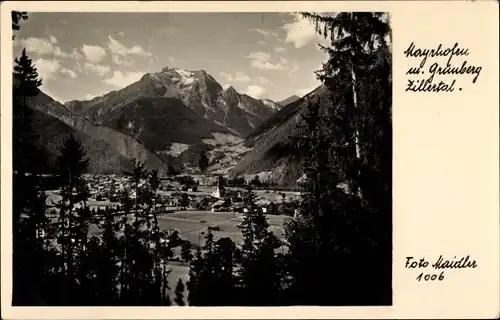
(12, 12, 331, 103)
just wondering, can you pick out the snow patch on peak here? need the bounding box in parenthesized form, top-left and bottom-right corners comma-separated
(175, 69, 195, 85)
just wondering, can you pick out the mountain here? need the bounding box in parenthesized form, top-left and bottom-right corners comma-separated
(229, 85, 329, 186)
(66, 67, 281, 137)
(25, 89, 168, 173)
(277, 95, 301, 106)
(30, 109, 134, 173)
(99, 96, 231, 152)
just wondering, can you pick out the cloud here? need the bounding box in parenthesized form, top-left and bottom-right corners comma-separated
(33, 58, 62, 80)
(244, 51, 300, 72)
(70, 48, 84, 60)
(274, 47, 286, 52)
(245, 51, 285, 70)
(259, 77, 269, 85)
(128, 45, 151, 56)
(117, 31, 125, 36)
(257, 40, 268, 45)
(103, 70, 144, 88)
(249, 28, 279, 38)
(281, 13, 323, 48)
(219, 72, 232, 81)
(81, 44, 107, 63)
(289, 61, 300, 74)
(33, 57, 78, 80)
(220, 71, 251, 82)
(243, 85, 266, 98)
(222, 84, 231, 90)
(246, 51, 271, 61)
(108, 35, 152, 65)
(61, 68, 77, 78)
(234, 72, 251, 82)
(83, 62, 111, 76)
(17, 37, 69, 58)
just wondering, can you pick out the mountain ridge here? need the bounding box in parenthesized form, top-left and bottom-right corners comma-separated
(65, 66, 283, 137)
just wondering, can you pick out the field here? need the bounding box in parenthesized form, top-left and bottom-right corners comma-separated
(44, 185, 295, 305)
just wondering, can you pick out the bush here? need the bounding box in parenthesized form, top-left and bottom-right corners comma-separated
(176, 175, 196, 187)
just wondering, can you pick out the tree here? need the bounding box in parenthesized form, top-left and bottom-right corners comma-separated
(148, 169, 163, 303)
(283, 12, 392, 305)
(53, 134, 90, 304)
(198, 150, 209, 174)
(12, 11, 28, 40)
(174, 279, 186, 306)
(180, 193, 190, 207)
(12, 13, 55, 306)
(13, 48, 44, 175)
(181, 241, 193, 263)
(250, 175, 261, 187)
(236, 186, 283, 305)
(124, 160, 147, 231)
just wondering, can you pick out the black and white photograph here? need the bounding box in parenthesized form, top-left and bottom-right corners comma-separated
(10, 11, 392, 307)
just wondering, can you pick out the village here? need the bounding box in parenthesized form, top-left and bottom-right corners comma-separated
(44, 173, 301, 244)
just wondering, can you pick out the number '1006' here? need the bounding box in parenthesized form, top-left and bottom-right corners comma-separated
(416, 271, 444, 281)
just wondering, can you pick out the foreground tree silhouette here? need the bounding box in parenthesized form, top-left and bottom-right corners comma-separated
(12, 22, 50, 304)
(181, 240, 193, 263)
(236, 186, 283, 305)
(12, 11, 28, 40)
(174, 279, 186, 306)
(52, 134, 90, 304)
(284, 12, 392, 305)
(186, 231, 239, 306)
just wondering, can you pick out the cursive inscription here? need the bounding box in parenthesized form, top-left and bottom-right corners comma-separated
(404, 42, 483, 93)
(405, 255, 478, 282)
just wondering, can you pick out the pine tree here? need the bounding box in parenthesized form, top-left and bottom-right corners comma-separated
(12, 11, 28, 40)
(284, 12, 392, 305)
(124, 160, 147, 231)
(92, 205, 120, 305)
(198, 150, 209, 174)
(236, 186, 283, 305)
(186, 247, 203, 305)
(174, 279, 186, 306)
(181, 241, 193, 263)
(12, 43, 50, 305)
(54, 134, 90, 304)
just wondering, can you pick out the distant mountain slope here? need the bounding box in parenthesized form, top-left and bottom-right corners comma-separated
(26, 90, 167, 172)
(231, 45, 392, 186)
(29, 108, 135, 173)
(277, 95, 301, 106)
(230, 85, 329, 186)
(66, 67, 281, 137)
(100, 96, 231, 151)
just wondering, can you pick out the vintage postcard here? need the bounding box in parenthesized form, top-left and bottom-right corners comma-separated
(1, 1, 498, 319)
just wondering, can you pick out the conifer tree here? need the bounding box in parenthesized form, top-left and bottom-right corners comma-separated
(198, 150, 209, 174)
(54, 134, 90, 304)
(181, 241, 193, 263)
(284, 12, 392, 305)
(174, 279, 186, 306)
(12, 11, 28, 39)
(12, 36, 49, 305)
(186, 247, 203, 305)
(237, 186, 283, 306)
(92, 206, 120, 305)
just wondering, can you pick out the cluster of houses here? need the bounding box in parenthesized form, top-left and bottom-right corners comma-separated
(77, 174, 300, 217)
